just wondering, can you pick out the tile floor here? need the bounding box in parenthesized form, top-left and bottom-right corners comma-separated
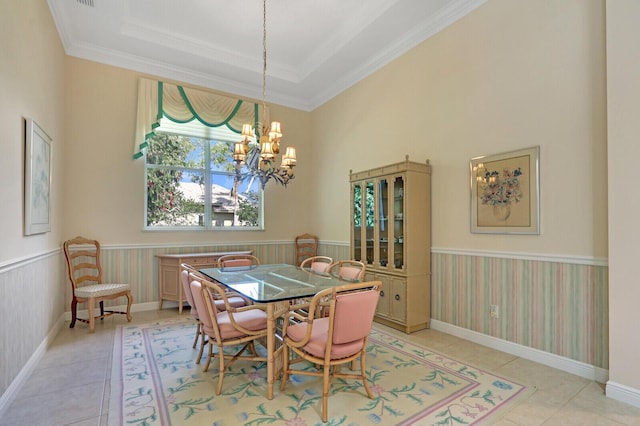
(2, 308, 640, 426)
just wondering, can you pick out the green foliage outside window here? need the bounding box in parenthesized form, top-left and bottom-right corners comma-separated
(146, 134, 195, 225)
(145, 132, 261, 229)
(353, 183, 375, 228)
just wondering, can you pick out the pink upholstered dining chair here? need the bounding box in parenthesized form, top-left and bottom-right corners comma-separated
(179, 266, 205, 361)
(217, 254, 261, 269)
(189, 273, 269, 395)
(327, 260, 366, 281)
(180, 263, 248, 363)
(299, 255, 333, 274)
(280, 280, 382, 422)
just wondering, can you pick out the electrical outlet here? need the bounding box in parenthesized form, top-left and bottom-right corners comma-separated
(490, 304, 499, 319)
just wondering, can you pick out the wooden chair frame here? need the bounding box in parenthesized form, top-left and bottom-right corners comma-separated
(299, 255, 334, 274)
(189, 273, 269, 395)
(181, 263, 252, 364)
(326, 260, 366, 281)
(295, 233, 319, 266)
(180, 263, 207, 363)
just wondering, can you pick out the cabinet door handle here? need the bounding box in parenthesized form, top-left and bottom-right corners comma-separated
(380, 290, 385, 297)
(394, 294, 400, 301)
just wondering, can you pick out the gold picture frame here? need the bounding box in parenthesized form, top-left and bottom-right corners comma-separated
(470, 146, 539, 234)
(24, 118, 52, 235)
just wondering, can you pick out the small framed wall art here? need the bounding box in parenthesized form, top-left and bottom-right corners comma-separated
(24, 118, 52, 235)
(470, 146, 539, 234)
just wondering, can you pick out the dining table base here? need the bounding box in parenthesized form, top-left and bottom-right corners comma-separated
(264, 300, 290, 399)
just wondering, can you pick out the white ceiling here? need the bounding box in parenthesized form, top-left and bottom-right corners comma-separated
(48, 0, 487, 111)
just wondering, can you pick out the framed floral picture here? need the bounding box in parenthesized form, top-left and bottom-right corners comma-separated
(470, 146, 539, 234)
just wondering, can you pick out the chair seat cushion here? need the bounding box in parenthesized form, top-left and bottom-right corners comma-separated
(310, 262, 329, 273)
(286, 318, 364, 359)
(218, 309, 267, 339)
(214, 296, 246, 311)
(75, 283, 130, 298)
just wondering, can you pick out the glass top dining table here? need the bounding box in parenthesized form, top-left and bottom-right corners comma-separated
(198, 263, 353, 303)
(198, 263, 361, 400)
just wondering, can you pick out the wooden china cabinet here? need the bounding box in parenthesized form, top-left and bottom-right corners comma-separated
(350, 156, 431, 333)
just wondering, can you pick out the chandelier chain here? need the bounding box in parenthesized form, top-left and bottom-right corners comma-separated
(262, 0, 267, 126)
(233, 0, 295, 189)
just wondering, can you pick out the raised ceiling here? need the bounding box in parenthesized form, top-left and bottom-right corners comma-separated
(48, 0, 486, 111)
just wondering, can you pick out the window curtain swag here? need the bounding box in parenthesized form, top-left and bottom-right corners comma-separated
(134, 78, 262, 159)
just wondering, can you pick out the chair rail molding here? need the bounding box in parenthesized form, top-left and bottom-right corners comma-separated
(431, 247, 608, 267)
(0, 248, 61, 273)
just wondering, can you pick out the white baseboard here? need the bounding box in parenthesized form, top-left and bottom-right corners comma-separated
(430, 319, 609, 383)
(606, 381, 640, 409)
(0, 314, 64, 417)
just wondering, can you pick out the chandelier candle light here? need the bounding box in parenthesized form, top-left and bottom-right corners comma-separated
(233, 0, 296, 189)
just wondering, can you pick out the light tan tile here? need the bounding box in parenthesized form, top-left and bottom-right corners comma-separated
(67, 417, 101, 426)
(16, 356, 108, 400)
(438, 339, 519, 371)
(495, 357, 589, 397)
(543, 407, 626, 426)
(500, 389, 563, 425)
(0, 381, 105, 426)
(563, 382, 640, 425)
(414, 329, 465, 351)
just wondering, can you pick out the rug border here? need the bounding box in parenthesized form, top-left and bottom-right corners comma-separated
(368, 328, 535, 425)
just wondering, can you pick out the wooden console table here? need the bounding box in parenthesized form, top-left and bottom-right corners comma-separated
(157, 251, 252, 313)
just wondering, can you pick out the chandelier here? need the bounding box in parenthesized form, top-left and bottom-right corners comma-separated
(232, 0, 296, 189)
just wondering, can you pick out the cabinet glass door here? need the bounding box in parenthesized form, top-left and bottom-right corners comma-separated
(393, 176, 405, 269)
(352, 183, 363, 262)
(365, 181, 375, 265)
(378, 178, 389, 267)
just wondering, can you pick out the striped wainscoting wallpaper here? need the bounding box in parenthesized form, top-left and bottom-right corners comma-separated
(79, 241, 350, 313)
(431, 251, 608, 370)
(0, 250, 65, 403)
(65, 241, 608, 370)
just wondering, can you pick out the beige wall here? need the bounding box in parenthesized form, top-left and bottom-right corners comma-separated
(606, 0, 640, 399)
(62, 59, 314, 244)
(312, 0, 608, 259)
(0, 0, 66, 262)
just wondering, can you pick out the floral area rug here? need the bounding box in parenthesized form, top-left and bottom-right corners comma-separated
(109, 317, 532, 425)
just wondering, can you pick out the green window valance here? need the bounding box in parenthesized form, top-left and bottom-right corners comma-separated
(133, 78, 261, 159)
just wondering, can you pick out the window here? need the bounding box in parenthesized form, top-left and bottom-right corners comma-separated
(145, 126, 263, 230)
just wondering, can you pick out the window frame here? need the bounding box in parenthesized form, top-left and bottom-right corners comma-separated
(143, 126, 264, 232)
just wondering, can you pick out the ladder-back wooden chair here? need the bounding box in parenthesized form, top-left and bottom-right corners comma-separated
(295, 233, 319, 266)
(63, 236, 132, 333)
